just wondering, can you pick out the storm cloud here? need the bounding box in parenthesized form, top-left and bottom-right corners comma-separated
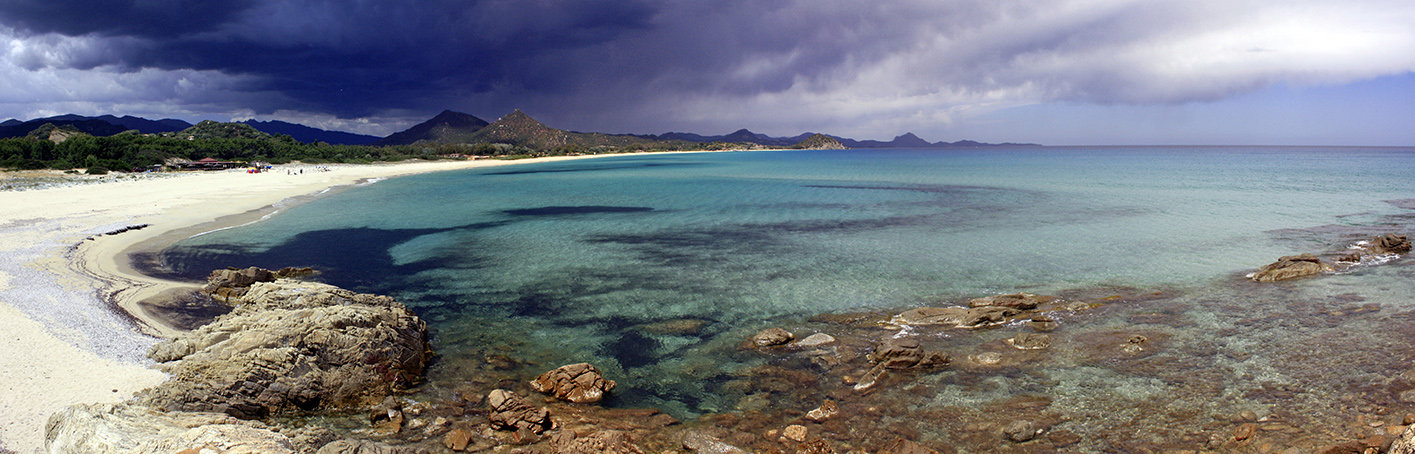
(2, 0, 1413, 141)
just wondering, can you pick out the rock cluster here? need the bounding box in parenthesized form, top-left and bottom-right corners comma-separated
(1251, 233, 1408, 282)
(531, 363, 617, 404)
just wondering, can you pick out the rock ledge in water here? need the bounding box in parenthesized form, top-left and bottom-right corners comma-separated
(1248, 253, 1333, 282)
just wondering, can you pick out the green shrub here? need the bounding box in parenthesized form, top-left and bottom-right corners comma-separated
(86, 166, 110, 175)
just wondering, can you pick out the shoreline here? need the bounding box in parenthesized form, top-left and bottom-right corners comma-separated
(0, 151, 723, 453)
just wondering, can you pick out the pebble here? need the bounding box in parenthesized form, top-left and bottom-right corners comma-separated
(783, 425, 808, 442)
(973, 352, 1003, 365)
(1234, 423, 1257, 441)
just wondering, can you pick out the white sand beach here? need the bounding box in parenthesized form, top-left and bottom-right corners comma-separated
(0, 155, 655, 453)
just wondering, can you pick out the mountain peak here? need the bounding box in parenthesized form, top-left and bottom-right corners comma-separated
(375, 110, 489, 146)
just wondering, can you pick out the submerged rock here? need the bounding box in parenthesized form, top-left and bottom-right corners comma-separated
(855, 338, 950, 391)
(969, 292, 1053, 310)
(531, 363, 617, 404)
(750, 327, 795, 347)
(549, 430, 643, 454)
(1248, 253, 1333, 282)
(681, 430, 750, 454)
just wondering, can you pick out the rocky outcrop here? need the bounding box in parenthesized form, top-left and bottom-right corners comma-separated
(487, 389, 552, 434)
(532, 363, 617, 404)
(203, 266, 314, 300)
(48, 269, 432, 454)
(1369, 233, 1412, 254)
(143, 279, 431, 418)
(45, 403, 295, 454)
(1248, 253, 1333, 282)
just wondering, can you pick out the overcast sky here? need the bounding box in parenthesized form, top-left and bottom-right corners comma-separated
(2, 0, 1412, 145)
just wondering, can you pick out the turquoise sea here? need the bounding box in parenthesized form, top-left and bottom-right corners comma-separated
(160, 147, 1415, 450)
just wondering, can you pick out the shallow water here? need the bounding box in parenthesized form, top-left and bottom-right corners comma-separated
(160, 147, 1415, 451)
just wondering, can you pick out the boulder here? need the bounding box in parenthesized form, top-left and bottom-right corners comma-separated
(855, 338, 950, 391)
(1390, 424, 1415, 454)
(750, 328, 794, 347)
(45, 403, 294, 454)
(795, 333, 836, 347)
(1248, 253, 1333, 282)
(531, 363, 617, 404)
(143, 280, 431, 418)
(487, 389, 551, 434)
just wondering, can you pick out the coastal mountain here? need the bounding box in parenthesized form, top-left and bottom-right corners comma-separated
(0, 114, 191, 138)
(790, 133, 848, 150)
(375, 110, 490, 146)
(240, 119, 380, 145)
(649, 128, 1035, 148)
(465, 110, 663, 150)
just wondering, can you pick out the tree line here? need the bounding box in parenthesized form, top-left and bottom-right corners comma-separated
(0, 129, 750, 174)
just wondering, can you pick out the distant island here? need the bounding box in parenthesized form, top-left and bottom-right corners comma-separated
(0, 110, 1038, 174)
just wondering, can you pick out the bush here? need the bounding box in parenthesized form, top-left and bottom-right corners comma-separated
(86, 166, 110, 175)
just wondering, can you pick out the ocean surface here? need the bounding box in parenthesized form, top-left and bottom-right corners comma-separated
(159, 147, 1415, 450)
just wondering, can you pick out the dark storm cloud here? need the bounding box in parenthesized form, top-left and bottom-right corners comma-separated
(0, 0, 660, 116)
(1, 0, 1412, 140)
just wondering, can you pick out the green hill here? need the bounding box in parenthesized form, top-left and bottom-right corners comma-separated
(25, 123, 91, 143)
(167, 120, 272, 140)
(790, 133, 848, 150)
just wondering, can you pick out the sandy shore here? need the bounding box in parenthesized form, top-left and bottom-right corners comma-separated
(0, 154, 685, 453)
